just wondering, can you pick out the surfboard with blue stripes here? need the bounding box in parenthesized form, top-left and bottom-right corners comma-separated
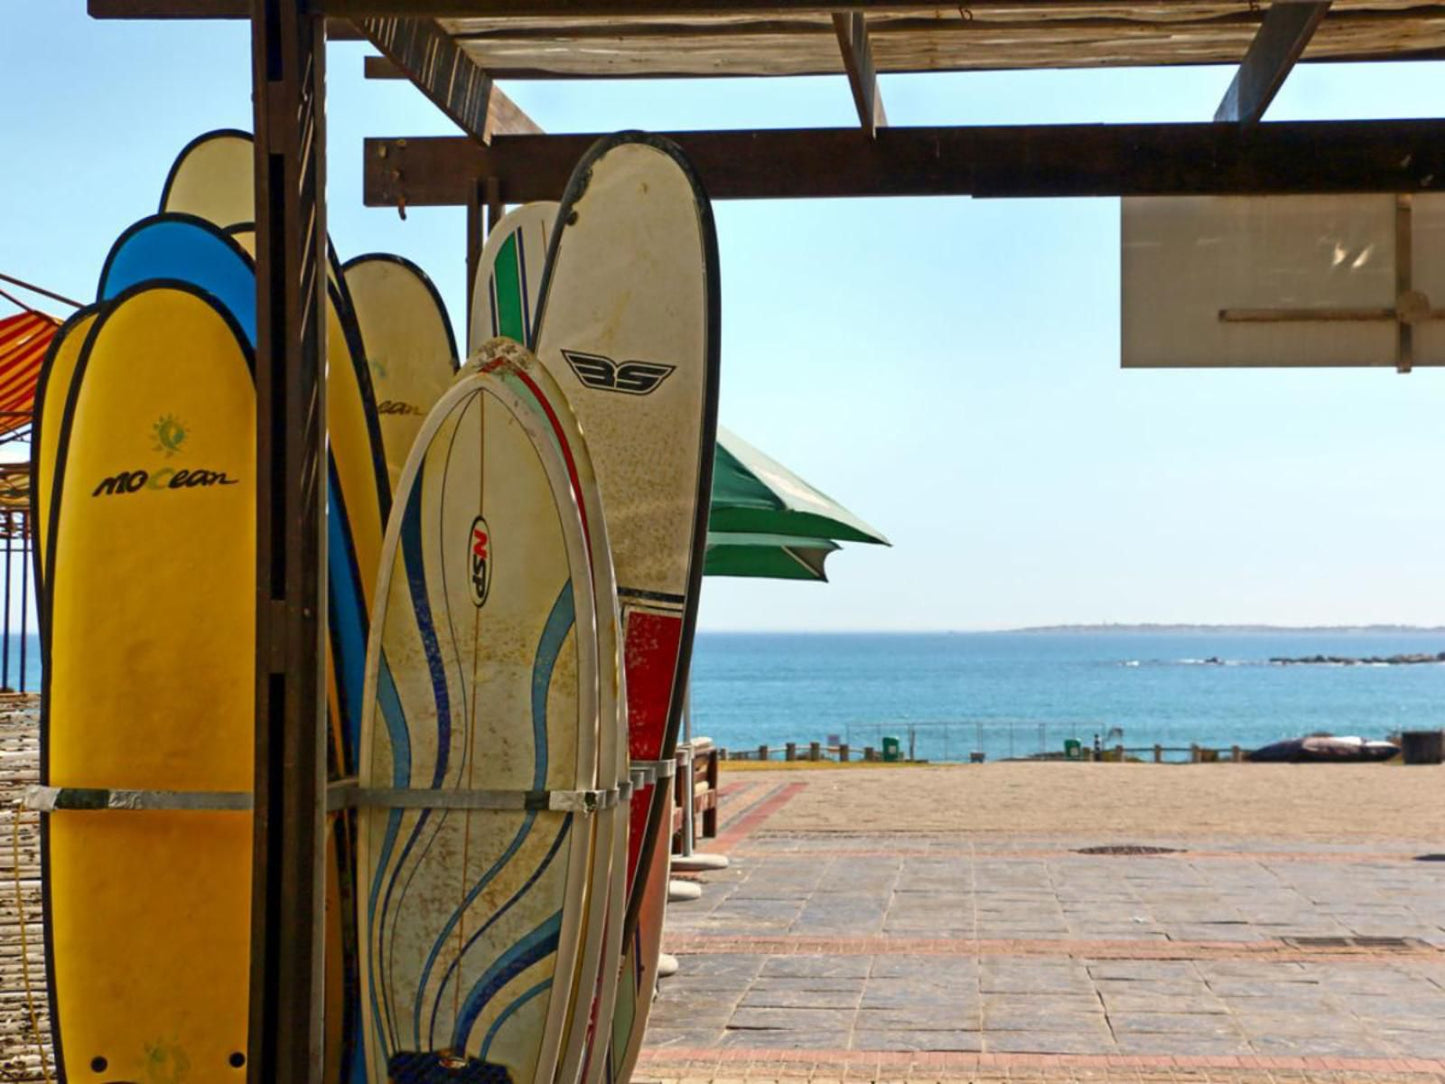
(357, 342, 602, 1084)
(465, 338, 628, 1084)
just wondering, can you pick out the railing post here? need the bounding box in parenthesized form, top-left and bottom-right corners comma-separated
(1154, 744, 1162, 763)
(864, 745, 875, 762)
(839, 743, 850, 762)
(1231, 745, 1242, 763)
(785, 741, 796, 761)
(758, 744, 768, 761)
(808, 740, 821, 762)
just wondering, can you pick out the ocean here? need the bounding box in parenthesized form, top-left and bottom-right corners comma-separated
(9, 629, 1443, 763)
(687, 630, 1445, 763)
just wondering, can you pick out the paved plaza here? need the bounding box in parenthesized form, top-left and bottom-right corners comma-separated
(641, 771, 1445, 1082)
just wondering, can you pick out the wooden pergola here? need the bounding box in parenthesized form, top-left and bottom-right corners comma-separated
(80, 1, 1445, 1080)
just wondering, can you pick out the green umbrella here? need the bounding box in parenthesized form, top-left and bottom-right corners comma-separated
(709, 426, 889, 545)
(704, 531, 840, 581)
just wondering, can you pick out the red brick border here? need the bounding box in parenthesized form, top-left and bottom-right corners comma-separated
(712, 782, 806, 853)
(639, 1046, 1445, 1077)
(663, 933, 1444, 962)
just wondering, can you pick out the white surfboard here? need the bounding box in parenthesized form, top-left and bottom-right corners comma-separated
(464, 339, 629, 1084)
(531, 132, 720, 1084)
(470, 202, 558, 354)
(357, 342, 602, 1084)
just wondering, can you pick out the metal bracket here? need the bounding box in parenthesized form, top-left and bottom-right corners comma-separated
(631, 758, 678, 780)
(339, 786, 615, 814)
(23, 785, 253, 812)
(1216, 195, 1442, 373)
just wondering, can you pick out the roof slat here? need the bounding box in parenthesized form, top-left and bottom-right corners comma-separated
(1216, 1, 1333, 124)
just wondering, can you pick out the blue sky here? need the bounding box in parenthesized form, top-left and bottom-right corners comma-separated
(5, 3, 1445, 630)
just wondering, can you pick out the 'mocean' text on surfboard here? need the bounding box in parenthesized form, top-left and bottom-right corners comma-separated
(92, 467, 241, 497)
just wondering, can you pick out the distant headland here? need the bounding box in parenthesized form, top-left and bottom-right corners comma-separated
(1010, 623, 1445, 635)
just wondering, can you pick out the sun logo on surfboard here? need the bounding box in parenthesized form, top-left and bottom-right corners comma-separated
(151, 414, 188, 457)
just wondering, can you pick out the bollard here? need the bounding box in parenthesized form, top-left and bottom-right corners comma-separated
(758, 744, 769, 761)
(864, 746, 876, 762)
(1115, 744, 1124, 762)
(839, 743, 850, 762)
(1153, 744, 1162, 763)
(719, 748, 728, 761)
(1231, 745, 1242, 763)
(808, 741, 821, 762)
(785, 742, 796, 762)
(1190, 744, 1200, 763)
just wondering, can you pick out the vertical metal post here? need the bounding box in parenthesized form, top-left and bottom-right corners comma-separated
(3, 510, 12, 691)
(248, 2, 329, 1081)
(465, 180, 483, 345)
(17, 513, 27, 693)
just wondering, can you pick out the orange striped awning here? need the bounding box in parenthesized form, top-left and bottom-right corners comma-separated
(0, 311, 60, 437)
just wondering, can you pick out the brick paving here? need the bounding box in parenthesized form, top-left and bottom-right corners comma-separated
(643, 774, 1445, 1082)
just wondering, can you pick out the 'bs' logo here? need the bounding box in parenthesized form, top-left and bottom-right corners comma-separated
(469, 516, 492, 607)
(561, 349, 675, 396)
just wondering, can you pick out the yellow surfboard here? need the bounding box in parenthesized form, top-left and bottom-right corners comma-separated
(159, 128, 256, 230)
(342, 254, 458, 490)
(31, 305, 99, 599)
(41, 282, 255, 1080)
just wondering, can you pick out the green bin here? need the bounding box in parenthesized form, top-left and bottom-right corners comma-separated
(1064, 739, 1082, 761)
(881, 735, 901, 762)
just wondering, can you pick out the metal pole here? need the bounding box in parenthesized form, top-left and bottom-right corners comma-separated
(248, 1, 329, 1080)
(3, 510, 12, 691)
(18, 514, 29, 694)
(680, 686, 695, 857)
(465, 178, 484, 342)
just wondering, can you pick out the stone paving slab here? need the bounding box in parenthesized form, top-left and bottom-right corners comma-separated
(643, 773, 1445, 1082)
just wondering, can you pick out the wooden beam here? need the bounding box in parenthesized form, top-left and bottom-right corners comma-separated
(364, 54, 543, 137)
(358, 18, 500, 142)
(88, 0, 363, 33)
(87, 0, 1266, 18)
(363, 120, 1445, 207)
(247, 0, 329, 1081)
(1216, 1, 1332, 124)
(833, 12, 886, 138)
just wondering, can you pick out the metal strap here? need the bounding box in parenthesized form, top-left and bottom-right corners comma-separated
(23, 785, 252, 813)
(631, 758, 678, 780)
(617, 779, 634, 803)
(340, 786, 614, 814)
(630, 765, 655, 788)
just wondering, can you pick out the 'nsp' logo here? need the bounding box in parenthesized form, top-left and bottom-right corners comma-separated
(152, 414, 188, 457)
(468, 516, 492, 607)
(561, 350, 675, 396)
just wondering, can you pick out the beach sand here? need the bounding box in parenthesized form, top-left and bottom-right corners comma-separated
(724, 761, 1445, 843)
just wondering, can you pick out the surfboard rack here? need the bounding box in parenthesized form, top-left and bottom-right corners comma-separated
(22, 785, 253, 812)
(328, 785, 619, 814)
(630, 758, 678, 782)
